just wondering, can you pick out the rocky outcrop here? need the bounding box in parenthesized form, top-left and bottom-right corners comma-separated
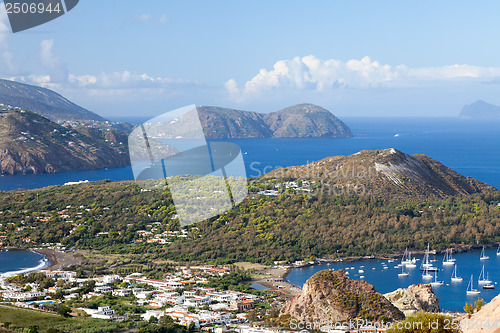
(384, 284, 440, 317)
(281, 269, 404, 322)
(460, 294, 500, 333)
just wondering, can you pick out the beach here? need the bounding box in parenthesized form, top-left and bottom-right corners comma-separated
(33, 248, 81, 271)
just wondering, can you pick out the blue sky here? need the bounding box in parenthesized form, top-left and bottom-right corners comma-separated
(2, 1, 500, 118)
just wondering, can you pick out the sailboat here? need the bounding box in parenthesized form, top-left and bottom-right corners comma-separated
(405, 252, 417, 268)
(480, 246, 489, 260)
(420, 244, 438, 271)
(398, 265, 409, 277)
(401, 248, 410, 264)
(466, 275, 481, 295)
(430, 271, 444, 286)
(422, 267, 433, 279)
(443, 249, 455, 266)
(451, 266, 463, 283)
(478, 266, 492, 285)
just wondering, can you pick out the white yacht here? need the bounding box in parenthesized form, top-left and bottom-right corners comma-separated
(451, 266, 463, 283)
(467, 275, 481, 295)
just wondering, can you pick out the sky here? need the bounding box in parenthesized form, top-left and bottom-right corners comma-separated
(2, 1, 500, 118)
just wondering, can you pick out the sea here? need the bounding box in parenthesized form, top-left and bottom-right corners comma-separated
(287, 248, 500, 313)
(0, 250, 51, 278)
(1, 116, 499, 310)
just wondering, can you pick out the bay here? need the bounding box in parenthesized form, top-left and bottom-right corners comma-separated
(0, 250, 50, 278)
(286, 248, 500, 313)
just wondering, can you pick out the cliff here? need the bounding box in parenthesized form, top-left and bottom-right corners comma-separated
(281, 269, 404, 322)
(460, 294, 500, 333)
(384, 284, 440, 317)
(0, 109, 128, 175)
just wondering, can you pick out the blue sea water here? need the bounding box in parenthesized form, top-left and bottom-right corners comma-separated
(287, 248, 500, 313)
(0, 250, 50, 278)
(0, 117, 499, 310)
(1, 117, 499, 191)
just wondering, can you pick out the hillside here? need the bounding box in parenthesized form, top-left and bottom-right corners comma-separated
(264, 104, 352, 138)
(460, 100, 500, 120)
(0, 109, 128, 175)
(264, 148, 495, 199)
(0, 79, 104, 123)
(281, 269, 404, 322)
(198, 104, 352, 138)
(1, 149, 499, 264)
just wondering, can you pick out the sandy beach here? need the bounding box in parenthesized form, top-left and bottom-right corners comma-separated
(34, 248, 81, 271)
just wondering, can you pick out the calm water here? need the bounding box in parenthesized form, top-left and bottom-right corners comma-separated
(287, 248, 500, 313)
(0, 250, 50, 278)
(1, 117, 499, 310)
(1, 117, 500, 191)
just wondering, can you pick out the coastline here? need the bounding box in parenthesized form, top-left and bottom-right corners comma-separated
(0, 249, 51, 278)
(33, 248, 81, 271)
(0, 248, 81, 279)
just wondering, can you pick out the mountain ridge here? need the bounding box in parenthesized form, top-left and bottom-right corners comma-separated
(198, 103, 352, 138)
(264, 148, 495, 198)
(0, 79, 105, 123)
(0, 109, 128, 175)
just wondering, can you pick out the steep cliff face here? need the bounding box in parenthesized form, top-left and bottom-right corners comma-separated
(0, 109, 129, 175)
(281, 269, 404, 322)
(384, 284, 440, 317)
(460, 294, 500, 333)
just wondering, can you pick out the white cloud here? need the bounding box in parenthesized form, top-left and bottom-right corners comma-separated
(0, 8, 17, 75)
(10, 71, 200, 97)
(39, 39, 68, 83)
(134, 14, 168, 25)
(226, 55, 500, 100)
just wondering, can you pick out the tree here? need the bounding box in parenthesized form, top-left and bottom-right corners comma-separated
(58, 304, 72, 317)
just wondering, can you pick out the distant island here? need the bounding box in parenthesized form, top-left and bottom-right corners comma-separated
(198, 104, 352, 139)
(0, 109, 129, 175)
(0, 79, 354, 175)
(459, 100, 500, 119)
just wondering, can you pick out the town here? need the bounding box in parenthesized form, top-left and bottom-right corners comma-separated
(0, 263, 283, 332)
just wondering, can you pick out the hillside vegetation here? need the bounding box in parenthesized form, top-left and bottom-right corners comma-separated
(1, 150, 499, 265)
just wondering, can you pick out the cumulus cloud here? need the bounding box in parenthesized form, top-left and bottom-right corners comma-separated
(134, 14, 168, 25)
(10, 71, 199, 97)
(39, 39, 69, 83)
(226, 55, 500, 100)
(0, 8, 17, 75)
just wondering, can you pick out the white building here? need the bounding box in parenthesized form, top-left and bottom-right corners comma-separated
(2, 291, 46, 301)
(80, 306, 116, 320)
